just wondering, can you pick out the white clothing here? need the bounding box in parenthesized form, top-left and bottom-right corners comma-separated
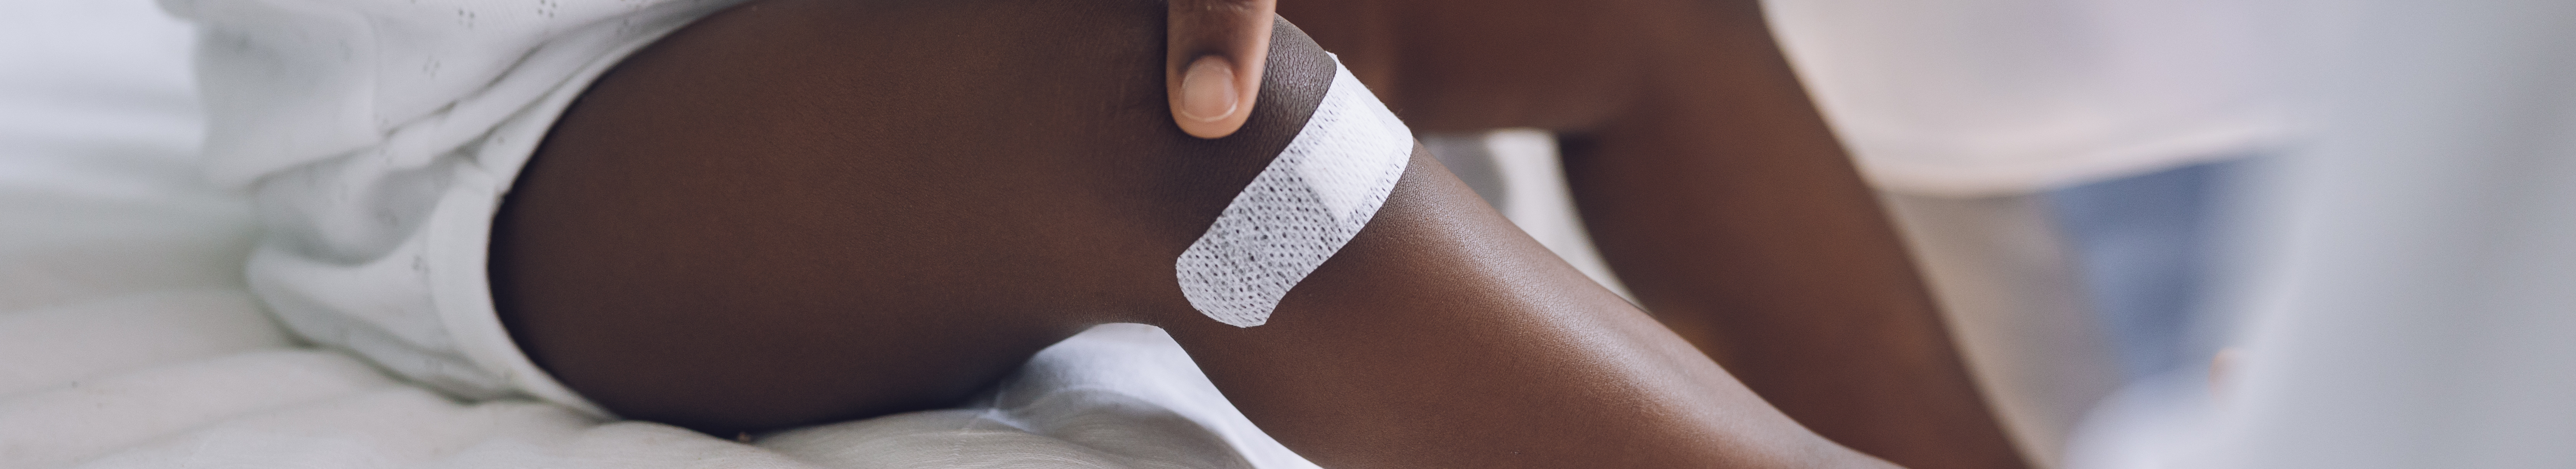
(1764, 0, 2283, 196)
(163, 0, 749, 416)
(2182, 2, 2576, 467)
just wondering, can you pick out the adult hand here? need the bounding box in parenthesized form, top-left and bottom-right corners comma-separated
(1166, 0, 1275, 138)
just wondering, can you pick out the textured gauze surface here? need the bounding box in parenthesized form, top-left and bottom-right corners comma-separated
(1176, 58, 1414, 327)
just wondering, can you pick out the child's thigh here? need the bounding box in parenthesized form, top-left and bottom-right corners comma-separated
(491, 0, 1331, 434)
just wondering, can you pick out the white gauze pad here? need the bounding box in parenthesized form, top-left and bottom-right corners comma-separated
(1176, 59, 1414, 328)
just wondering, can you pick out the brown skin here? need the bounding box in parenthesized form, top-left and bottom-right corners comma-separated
(497, 1, 1886, 467)
(1165, 0, 1273, 138)
(496, 0, 2016, 467)
(1274, 2, 2027, 468)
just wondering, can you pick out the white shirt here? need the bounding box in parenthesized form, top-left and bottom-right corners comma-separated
(1765, 0, 2283, 196)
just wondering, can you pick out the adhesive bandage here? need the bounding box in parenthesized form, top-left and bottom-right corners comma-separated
(1175, 59, 1414, 328)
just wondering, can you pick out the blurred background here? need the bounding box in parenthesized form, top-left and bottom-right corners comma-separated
(1431, 1, 2576, 467)
(7, 0, 2572, 467)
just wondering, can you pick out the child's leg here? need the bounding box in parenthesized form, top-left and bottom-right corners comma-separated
(1275, 3, 2027, 467)
(493, 0, 1884, 467)
(491, 0, 1308, 430)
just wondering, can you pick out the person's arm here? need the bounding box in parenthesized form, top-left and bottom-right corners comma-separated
(1272, 1, 2031, 467)
(1561, 3, 2028, 467)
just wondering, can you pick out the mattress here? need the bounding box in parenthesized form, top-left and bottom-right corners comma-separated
(0, 2, 1315, 467)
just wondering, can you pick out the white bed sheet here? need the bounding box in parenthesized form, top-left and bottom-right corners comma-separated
(0, 2, 1318, 468)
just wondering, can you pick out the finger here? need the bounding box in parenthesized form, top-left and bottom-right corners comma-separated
(1168, 0, 1275, 139)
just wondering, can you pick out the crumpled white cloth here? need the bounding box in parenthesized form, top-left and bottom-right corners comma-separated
(0, 292, 1314, 469)
(0, 2, 1318, 468)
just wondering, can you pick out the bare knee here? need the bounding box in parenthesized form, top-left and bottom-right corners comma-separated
(492, 0, 1338, 434)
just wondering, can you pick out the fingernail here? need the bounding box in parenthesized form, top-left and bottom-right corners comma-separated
(1179, 56, 1239, 122)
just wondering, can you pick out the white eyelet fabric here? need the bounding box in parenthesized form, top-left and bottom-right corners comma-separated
(1176, 59, 1414, 328)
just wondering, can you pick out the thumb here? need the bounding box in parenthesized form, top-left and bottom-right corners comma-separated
(1167, 0, 1275, 139)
